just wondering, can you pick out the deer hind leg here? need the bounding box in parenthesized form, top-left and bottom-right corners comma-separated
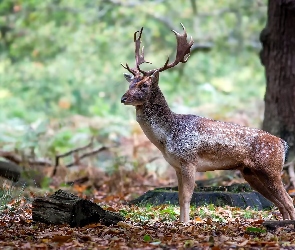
(255, 170, 295, 220)
(176, 163, 195, 223)
(240, 168, 281, 212)
(241, 167, 295, 220)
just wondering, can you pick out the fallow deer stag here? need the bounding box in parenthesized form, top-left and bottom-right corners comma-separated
(121, 24, 295, 223)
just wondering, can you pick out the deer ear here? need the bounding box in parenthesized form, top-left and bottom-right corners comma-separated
(150, 70, 159, 83)
(124, 73, 134, 82)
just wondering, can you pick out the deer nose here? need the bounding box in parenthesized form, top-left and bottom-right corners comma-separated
(121, 96, 127, 103)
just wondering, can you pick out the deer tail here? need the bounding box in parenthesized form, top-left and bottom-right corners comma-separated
(281, 139, 289, 164)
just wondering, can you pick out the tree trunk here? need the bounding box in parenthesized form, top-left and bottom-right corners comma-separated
(260, 0, 295, 160)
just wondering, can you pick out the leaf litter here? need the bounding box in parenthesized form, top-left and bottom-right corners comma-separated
(0, 186, 295, 250)
(0, 123, 294, 248)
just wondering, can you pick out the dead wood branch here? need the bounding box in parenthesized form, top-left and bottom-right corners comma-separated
(0, 150, 51, 166)
(65, 176, 89, 186)
(54, 139, 94, 167)
(263, 220, 295, 230)
(139, 156, 160, 167)
(0, 160, 21, 182)
(52, 139, 108, 176)
(65, 146, 108, 168)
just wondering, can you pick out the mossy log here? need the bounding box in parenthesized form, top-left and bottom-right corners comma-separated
(130, 183, 274, 210)
(32, 189, 124, 227)
(263, 220, 295, 230)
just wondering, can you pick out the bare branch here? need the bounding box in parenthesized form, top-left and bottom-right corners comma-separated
(0, 150, 51, 166)
(52, 139, 96, 176)
(66, 146, 108, 168)
(54, 138, 94, 167)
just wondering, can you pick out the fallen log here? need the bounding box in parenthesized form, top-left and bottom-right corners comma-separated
(32, 189, 124, 227)
(0, 160, 21, 182)
(263, 220, 295, 230)
(130, 184, 274, 210)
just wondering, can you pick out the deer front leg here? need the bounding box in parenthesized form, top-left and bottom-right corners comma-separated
(176, 163, 195, 223)
(175, 170, 184, 221)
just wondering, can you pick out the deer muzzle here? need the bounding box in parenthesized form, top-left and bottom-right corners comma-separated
(121, 95, 128, 104)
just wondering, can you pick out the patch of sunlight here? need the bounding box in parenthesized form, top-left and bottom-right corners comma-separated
(0, 89, 11, 99)
(210, 77, 233, 93)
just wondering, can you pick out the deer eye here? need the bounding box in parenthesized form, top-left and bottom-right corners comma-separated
(142, 83, 148, 88)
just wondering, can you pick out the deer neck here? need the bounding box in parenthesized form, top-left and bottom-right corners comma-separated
(135, 85, 174, 149)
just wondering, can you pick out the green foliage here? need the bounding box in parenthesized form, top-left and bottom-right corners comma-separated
(242, 209, 257, 219)
(124, 204, 180, 222)
(0, 186, 13, 209)
(40, 175, 51, 189)
(208, 203, 215, 211)
(245, 226, 266, 234)
(143, 234, 151, 242)
(0, 118, 48, 153)
(158, 206, 178, 221)
(0, 0, 269, 171)
(0, 183, 24, 211)
(0, 0, 267, 127)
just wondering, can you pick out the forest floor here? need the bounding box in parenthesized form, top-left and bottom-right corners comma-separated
(1, 179, 295, 250)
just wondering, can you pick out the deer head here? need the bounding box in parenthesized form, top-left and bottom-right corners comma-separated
(121, 24, 194, 106)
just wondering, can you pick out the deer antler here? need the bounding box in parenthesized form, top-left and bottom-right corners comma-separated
(122, 24, 194, 76)
(121, 63, 137, 75)
(158, 23, 194, 73)
(121, 27, 150, 76)
(134, 28, 150, 67)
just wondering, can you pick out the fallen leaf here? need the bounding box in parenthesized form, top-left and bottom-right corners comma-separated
(238, 240, 249, 246)
(51, 235, 72, 244)
(194, 217, 203, 223)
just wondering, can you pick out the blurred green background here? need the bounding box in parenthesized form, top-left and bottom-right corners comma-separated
(0, 0, 267, 158)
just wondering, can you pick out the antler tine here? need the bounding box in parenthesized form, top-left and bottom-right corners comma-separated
(163, 57, 170, 68)
(134, 27, 151, 73)
(121, 27, 152, 76)
(121, 63, 137, 75)
(158, 23, 194, 72)
(134, 27, 143, 42)
(134, 28, 144, 65)
(137, 64, 148, 75)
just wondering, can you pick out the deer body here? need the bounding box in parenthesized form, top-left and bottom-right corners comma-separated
(121, 25, 295, 222)
(137, 100, 286, 173)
